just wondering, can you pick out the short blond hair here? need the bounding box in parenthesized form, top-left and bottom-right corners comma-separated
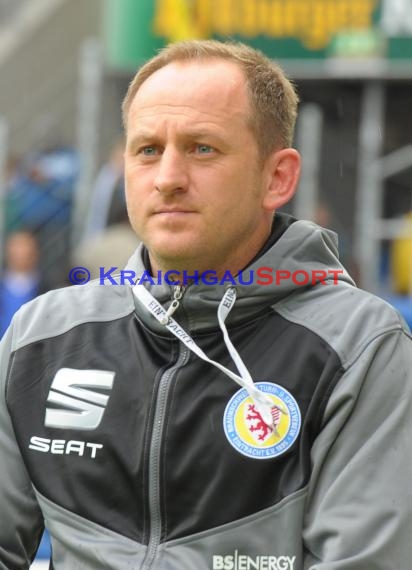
(122, 39, 299, 158)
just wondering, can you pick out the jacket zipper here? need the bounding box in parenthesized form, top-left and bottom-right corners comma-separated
(160, 284, 185, 325)
(142, 286, 188, 570)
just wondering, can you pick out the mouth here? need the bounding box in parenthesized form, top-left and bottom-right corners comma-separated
(153, 208, 196, 215)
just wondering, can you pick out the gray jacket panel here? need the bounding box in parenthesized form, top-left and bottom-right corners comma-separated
(0, 322, 44, 569)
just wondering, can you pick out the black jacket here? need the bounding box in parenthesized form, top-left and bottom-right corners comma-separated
(1, 215, 411, 569)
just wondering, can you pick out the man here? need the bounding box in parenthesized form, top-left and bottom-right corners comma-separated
(0, 231, 43, 337)
(0, 40, 411, 569)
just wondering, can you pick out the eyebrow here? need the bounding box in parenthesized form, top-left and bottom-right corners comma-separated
(127, 128, 228, 150)
(126, 130, 156, 147)
(182, 128, 226, 141)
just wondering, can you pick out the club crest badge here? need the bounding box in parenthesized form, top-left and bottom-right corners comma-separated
(223, 382, 301, 459)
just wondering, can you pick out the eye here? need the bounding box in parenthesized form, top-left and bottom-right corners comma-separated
(140, 146, 158, 156)
(196, 144, 214, 154)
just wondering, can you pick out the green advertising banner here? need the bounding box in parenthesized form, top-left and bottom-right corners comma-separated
(104, 0, 412, 69)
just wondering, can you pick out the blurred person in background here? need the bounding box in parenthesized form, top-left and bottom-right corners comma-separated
(6, 145, 79, 283)
(0, 231, 45, 337)
(3, 154, 22, 234)
(0, 39, 411, 570)
(73, 207, 140, 280)
(74, 137, 139, 279)
(313, 200, 359, 283)
(82, 138, 126, 241)
(7, 146, 77, 231)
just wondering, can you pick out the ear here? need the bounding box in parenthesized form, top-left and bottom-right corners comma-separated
(262, 148, 301, 212)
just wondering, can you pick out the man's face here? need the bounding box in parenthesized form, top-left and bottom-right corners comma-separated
(124, 59, 275, 276)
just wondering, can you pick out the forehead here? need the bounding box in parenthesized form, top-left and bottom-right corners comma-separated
(128, 59, 251, 125)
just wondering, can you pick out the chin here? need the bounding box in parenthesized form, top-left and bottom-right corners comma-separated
(151, 245, 203, 271)
(152, 236, 198, 255)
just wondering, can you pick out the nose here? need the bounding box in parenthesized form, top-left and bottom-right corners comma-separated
(153, 147, 189, 194)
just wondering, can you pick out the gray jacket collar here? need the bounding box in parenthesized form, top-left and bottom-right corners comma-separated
(126, 216, 354, 334)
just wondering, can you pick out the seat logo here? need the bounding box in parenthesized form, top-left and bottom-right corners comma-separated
(45, 368, 115, 430)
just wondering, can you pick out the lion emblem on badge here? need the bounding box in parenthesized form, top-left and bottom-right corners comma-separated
(245, 403, 282, 443)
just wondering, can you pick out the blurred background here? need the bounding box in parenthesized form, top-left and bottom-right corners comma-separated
(0, 1, 410, 565)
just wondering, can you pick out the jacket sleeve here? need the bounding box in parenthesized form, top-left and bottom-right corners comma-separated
(0, 320, 44, 569)
(303, 326, 412, 569)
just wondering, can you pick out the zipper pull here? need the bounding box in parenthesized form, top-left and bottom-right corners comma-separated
(160, 285, 185, 325)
